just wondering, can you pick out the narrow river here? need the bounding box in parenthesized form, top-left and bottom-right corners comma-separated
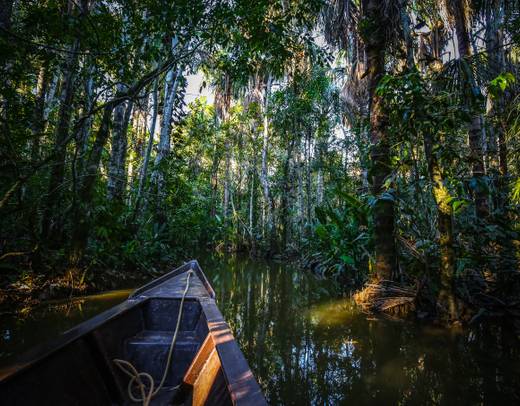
(1, 255, 519, 404)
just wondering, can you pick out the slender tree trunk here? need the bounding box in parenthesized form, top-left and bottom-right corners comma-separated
(108, 82, 134, 202)
(119, 99, 134, 192)
(31, 65, 50, 162)
(77, 67, 95, 174)
(259, 75, 274, 251)
(70, 67, 96, 226)
(316, 142, 324, 206)
(249, 167, 256, 254)
(69, 104, 113, 267)
(485, 6, 508, 181)
(151, 65, 181, 214)
(399, 0, 414, 69)
(296, 150, 305, 241)
(127, 107, 145, 199)
(305, 131, 312, 222)
(41, 39, 80, 241)
(223, 136, 231, 221)
(281, 136, 295, 251)
(221, 75, 233, 227)
(210, 142, 220, 218)
(135, 77, 159, 215)
(424, 130, 458, 320)
(43, 72, 59, 126)
(449, 0, 488, 219)
(149, 37, 181, 215)
(363, 0, 397, 280)
(107, 84, 127, 199)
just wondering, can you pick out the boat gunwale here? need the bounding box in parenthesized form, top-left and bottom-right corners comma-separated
(0, 261, 207, 383)
(0, 260, 267, 406)
(197, 298, 267, 405)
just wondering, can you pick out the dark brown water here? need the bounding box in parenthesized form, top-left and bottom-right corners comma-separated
(0, 290, 133, 366)
(1, 255, 519, 405)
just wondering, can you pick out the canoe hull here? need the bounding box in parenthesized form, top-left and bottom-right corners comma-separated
(0, 261, 266, 406)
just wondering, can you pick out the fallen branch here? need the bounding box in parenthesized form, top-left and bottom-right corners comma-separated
(0, 245, 38, 262)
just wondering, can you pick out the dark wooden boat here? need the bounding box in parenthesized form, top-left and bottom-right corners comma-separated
(0, 261, 266, 406)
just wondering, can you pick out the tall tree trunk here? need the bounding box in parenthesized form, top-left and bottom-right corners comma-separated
(77, 66, 95, 174)
(281, 136, 295, 252)
(399, 0, 414, 69)
(223, 137, 231, 221)
(151, 65, 181, 215)
(119, 99, 134, 194)
(69, 104, 114, 267)
(71, 66, 96, 225)
(135, 77, 159, 215)
(296, 149, 305, 242)
(107, 9, 136, 202)
(363, 0, 397, 280)
(449, 0, 488, 219)
(222, 75, 232, 225)
(210, 142, 220, 218)
(259, 75, 274, 251)
(305, 131, 312, 222)
(43, 72, 59, 126)
(107, 84, 127, 199)
(249, 167, 256, 254)
(31, 65, 50, 162)
(108, 83, 134, 202)
(41, 39, 80, 242)
(424, 130, 458, 320)
(485, 5, 508, 182)
(316, 142, 324, 206)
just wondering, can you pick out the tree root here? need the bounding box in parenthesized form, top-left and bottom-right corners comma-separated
(354, 280, 417, 316)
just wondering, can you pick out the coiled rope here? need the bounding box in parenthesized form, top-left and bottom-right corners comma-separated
(113, 270, 194, 406)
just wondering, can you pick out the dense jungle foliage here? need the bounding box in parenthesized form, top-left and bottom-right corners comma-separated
(1, 0, 519, 322)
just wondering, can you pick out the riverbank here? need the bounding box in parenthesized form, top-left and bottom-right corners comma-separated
(3, 250, 520, 331)
(0, 264, 163, 316)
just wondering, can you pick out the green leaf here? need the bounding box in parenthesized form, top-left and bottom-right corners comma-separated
(489, 72, 516, 98)
(512, 178, 520, 203)
(315, 224, 328, 239)
(340, 255, 355, 265)
(451, 199, 468, 214)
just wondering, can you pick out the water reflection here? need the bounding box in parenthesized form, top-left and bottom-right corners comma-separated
(1, 257, 519, 405)
(198, 255, 520, 405)
(0, 289, 132, 366)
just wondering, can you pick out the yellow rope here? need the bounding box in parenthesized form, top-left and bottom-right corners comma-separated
(113, 270, 194, 406)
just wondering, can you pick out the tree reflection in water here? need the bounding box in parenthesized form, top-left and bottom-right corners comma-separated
(0, 290, 132, 366)
(1, 257, 518, 405)
(200, 255, 520, 405)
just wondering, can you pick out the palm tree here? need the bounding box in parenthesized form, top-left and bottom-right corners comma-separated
(323, 0, 402, 280)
